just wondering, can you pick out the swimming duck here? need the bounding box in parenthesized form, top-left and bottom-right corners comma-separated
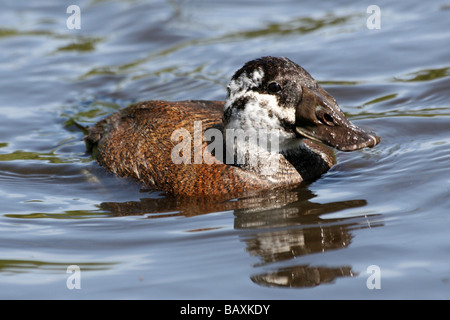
(85, 56, 380, 196)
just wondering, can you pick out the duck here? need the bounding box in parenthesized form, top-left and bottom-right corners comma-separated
(85, 56, 380, 196)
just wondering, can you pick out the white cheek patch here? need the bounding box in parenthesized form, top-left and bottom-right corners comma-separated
(225, 68, 265, 111)
(225, 91, 296, 146)
(241, 92, 294, 129)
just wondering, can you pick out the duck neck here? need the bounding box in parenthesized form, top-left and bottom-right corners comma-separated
(282, 139, 335, 181)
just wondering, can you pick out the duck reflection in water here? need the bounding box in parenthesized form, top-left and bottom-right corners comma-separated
(99, 186, 383, 288)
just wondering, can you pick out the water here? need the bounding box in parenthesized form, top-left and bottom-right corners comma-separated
(0, 0, 449, 299)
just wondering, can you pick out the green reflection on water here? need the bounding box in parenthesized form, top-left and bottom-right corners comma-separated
(63, 107, 113, 124)
(223, 14, 355, 40)
(319, 80, 361, 86)
(0, 150, 91, 164)
(0, 259, 115, 274)
(0, 150, 63, 162)
(62, 100, 124, 128)
(0, 27, 104, 53)
(55, 39, 102, 52)
(5, 209, 112, 220)
(0, 28, 53, 38)
(394, 67, 450, 82)
(363, 93, 398, 106)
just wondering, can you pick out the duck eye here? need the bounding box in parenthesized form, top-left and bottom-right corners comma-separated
(267, 82, 282, 93)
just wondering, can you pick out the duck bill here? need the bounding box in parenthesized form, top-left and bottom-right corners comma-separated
(295, 86, 380, 151)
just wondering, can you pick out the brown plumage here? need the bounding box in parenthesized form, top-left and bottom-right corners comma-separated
(85, 100, 328, 196)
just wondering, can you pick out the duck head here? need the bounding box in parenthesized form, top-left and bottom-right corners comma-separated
(223, 56, 380, 154)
